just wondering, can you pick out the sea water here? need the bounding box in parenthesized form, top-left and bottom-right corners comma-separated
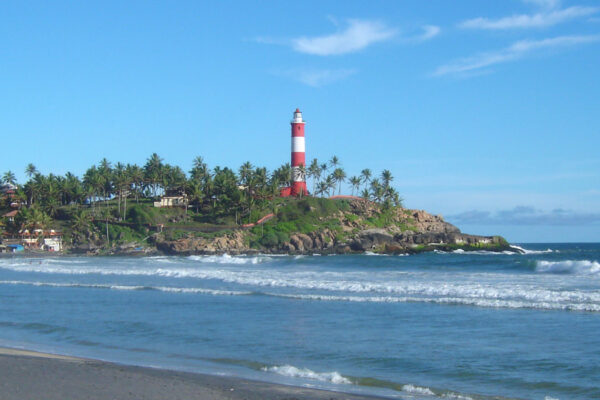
(0, 243, 598, 399)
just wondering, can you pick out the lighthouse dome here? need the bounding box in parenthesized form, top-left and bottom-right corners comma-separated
(292, 108, 304, 123)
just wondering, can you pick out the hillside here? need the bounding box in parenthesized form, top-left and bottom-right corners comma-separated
(153, 197, 511, 256)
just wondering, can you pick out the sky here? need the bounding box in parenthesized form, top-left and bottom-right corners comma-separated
(1, 0, 599, 242)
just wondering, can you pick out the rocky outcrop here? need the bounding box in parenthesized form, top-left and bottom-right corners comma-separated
(156, 230, 250, 255)
(154, 200, 513, 255)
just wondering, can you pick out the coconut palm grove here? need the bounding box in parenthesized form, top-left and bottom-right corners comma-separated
(0, 155, 402, 251)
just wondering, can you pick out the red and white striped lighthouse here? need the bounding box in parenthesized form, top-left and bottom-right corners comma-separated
(291, 108, 308, 196)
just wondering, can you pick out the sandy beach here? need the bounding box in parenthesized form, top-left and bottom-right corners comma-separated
(0, 347, 387, 400)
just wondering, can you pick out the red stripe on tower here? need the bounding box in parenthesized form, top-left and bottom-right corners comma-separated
(291, 108, 308, 196)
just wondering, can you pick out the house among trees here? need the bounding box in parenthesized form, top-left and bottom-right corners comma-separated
(19, 229, 63, 251)
(153, 192, 188, 208)
(3, 210, 17, 223)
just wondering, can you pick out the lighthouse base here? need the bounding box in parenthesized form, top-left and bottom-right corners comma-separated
(292, 182, 308, 196)
(280, 183, 308, 197)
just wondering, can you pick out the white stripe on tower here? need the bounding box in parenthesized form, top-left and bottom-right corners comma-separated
(291, 137, 305, 153)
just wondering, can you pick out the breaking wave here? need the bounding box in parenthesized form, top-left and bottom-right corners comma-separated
(2, 279, 598, 312)
(536, 260, 600, 275)
(267, 292, 600, 312)
(510, 245, 556, 255)
(402, 384, 435, 395)
(261, 365, 351, 385)
(0, 280, 251, 296)
(187, 254, 273, 264)
(260, 364, 481, 399)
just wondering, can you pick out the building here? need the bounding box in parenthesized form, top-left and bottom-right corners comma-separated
(153, 194, 188, 208)
(18, 229, 63, 251)
(3, 210, 18, 223)
(281, 108, 308, 197)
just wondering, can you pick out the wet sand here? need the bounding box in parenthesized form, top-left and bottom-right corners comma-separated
(0, 347, 387, 400)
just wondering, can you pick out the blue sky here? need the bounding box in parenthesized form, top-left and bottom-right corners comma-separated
(1, 0, 599, 242)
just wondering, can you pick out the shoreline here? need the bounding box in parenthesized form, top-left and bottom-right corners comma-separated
(0, 346, 389, 400)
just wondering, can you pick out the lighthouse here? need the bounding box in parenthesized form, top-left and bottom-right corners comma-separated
(290, 108, 308, 196)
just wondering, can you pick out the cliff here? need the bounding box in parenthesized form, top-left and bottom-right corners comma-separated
(153, 198, 513, 256)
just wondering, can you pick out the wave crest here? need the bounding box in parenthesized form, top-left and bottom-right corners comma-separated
(261, 365, 351, 385)
(187, 254, 272, 264)
(536, 260, 600, 275)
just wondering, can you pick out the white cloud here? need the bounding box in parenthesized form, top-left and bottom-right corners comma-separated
(419, 25, 441, 41)
(275, 68, 357, 87)
(523, 0, 561, 10)
(460, 6, 598, 29)
(291, 19, 396, 56)
(434, 34, 600, 76)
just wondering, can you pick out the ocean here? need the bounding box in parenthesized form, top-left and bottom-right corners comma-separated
(0, 243, 598, 400)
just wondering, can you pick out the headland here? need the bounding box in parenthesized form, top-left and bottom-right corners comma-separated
(1, 153, 514, 256)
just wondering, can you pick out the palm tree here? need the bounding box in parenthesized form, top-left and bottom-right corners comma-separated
(187, 179, 204, 213)
(272, 164, 292, 187)
(83, 166, 102, 210)
(370, 179, 384, 203)
(296, 163, 307, 195)
(324, 175, 336, 197)
(361, 188, 370, 200)
(144, 153, 163, 197)
(25, 164, 38, 179)
(349, 176, 361, 196)
(332, 168, 346, 195)
(126, 164, 144, 203)
(360, 169, 372, 189)
(71, 210, 92, 243)
(328, 155, 340, 170)
(381, 169, 393, 188)
(238, 161, 253, 187)
(2, 171, 16, 185)
(316, 181, 329, 198)
(113, 162, 127, 220)
(385, 187, 403, 208)
(308, 158, 321, 195)
(190, 156, 210, 187)
(96, 159, 113, 207)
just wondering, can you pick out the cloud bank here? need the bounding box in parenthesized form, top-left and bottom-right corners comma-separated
(434, 34, 600, 76)
(448, 206, 600, 226)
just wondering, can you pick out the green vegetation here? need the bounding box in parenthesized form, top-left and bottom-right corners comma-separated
(248, 197, 350, 248)
(1, 155, 403, 252)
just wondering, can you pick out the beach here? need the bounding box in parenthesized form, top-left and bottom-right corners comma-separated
(0, 347, 385, 400)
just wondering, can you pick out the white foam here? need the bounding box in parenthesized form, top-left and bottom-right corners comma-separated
(269, 292, 600, 312)
(261, 365, 351, 385)
(510, 245, 555, 254)
(442, 393, 474, 400)
(187, 254, 272, 264)
(0, 280, 250, 296)
(536, 260, 600, 275)
(402, 384, 435, 396)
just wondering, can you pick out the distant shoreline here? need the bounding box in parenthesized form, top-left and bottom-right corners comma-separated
(0, 346, 387, 400)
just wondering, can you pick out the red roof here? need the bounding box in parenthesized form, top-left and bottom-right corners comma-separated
(3, 210, 18, 217)
(295, 108, 300, 113)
